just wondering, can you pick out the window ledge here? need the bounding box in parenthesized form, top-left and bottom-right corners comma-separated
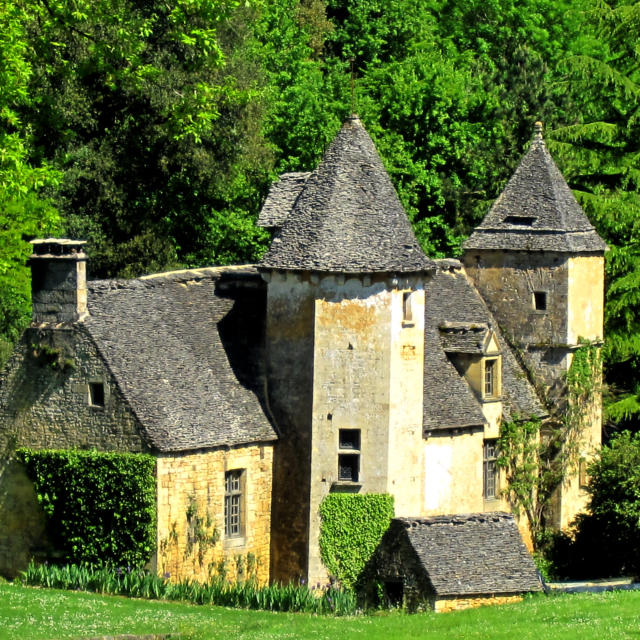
(331, 481, 362, 493)
(223, 536, 246, 549)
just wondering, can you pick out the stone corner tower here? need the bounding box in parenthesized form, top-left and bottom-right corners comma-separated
(258, 115, 435, 584)
(462, 122, 608, 529)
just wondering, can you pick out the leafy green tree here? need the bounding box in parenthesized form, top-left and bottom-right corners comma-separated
(0, 0, 60, 357)
(547, 1, 640, 429)
(20, 0, 271, 277)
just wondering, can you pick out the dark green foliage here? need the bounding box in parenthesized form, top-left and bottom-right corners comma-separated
(319, 493, 394, 589)
(16, 449, 156, 567)
(20, 561, 358, 615)
(551, 431, 640, 579)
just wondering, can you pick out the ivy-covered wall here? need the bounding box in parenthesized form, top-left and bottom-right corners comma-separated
(319, 493, 394, 589)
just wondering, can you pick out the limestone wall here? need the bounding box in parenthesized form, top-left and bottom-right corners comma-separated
(0, 327, 147, 453)
(434, 593, 523, 613)
(0, 460, 48, 578)
(156, 443, 273, 585)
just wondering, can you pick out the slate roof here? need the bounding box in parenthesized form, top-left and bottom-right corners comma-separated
(395, 513, 542, 596)
(423, 260, 545, 431)
(257, 172, 311, 230)
(83, 266, 277, 453)
(439, 322, 493, 355)
(465, 123, 607, 253)
(260, 116, 435, 274)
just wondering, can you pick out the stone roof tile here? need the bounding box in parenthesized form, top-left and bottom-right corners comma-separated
(396, 513, 542, 596)
(84, 267, 277, 453)
(465, 124, 607, 253)
(258, 172, 311, 230)
(260, 116, 434, 274)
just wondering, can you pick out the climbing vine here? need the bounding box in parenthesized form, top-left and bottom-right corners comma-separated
(498, 339, 602, 549)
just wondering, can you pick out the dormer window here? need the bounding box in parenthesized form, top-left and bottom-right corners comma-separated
(483, 358, 500, 400)
(504, 215, 536, 226)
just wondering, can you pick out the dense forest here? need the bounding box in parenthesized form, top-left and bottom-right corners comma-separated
(1, 0, 639, 431)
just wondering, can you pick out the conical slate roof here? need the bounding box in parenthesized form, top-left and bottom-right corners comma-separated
(260, 116, 435, 274)
(464, 123, 607, 253)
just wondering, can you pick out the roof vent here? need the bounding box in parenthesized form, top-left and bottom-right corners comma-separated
(504, 215, 536, 226)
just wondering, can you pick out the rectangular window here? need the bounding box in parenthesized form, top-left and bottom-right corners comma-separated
(224, 470, 244, 537)
(402, 291, 413, 324)
(89, 382, 105, 407)
(484, 359, 496, 397)
(483, 440, 498, 500)
(533, 291, 548, 311)
(338, 428, 360, 482)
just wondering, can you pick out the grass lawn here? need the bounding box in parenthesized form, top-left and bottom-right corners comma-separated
(2, 583, 640, 640)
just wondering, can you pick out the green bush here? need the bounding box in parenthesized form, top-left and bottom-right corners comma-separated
(16, 449, 156, 567)
(550, 431, 640, 579)
(319, 493, 394, 589)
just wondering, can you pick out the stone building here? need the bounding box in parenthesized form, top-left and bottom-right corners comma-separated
(0, 116, 605, 598)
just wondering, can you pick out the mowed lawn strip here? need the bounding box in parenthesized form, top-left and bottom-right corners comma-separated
(2, 583, 640, 640)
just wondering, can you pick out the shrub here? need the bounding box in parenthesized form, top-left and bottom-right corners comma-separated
(550, 431, 640, 578)
(16, 448, 156, 567)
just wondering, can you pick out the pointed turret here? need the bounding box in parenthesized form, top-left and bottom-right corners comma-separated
(261, 115, 434, 274)
(464, 123, 607, 253)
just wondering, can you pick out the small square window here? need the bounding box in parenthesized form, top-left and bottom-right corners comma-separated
(339, 429, 360, 450)
(533, 291, 547, 311)
(89, 382, 105, 407)
(338, 454, 359, 482)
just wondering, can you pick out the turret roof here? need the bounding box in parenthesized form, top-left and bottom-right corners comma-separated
(464, 123, 607, 253)
(260, 116, 435, 274)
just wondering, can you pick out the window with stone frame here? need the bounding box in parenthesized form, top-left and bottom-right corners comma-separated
(483, 440, 499, 500)
(338, 429, 361, 482)
(402, 290, 414, 325)
(224, 469, 244, 537)
(89, 382, 105, 407)
(533, 290, 548, 311)
(484, 358, 498, 398)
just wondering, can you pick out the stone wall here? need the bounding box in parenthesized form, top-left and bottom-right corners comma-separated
(0, 326, 147, 453)
(0, 460, 48, 577)
(434, 593, 524, 613)
(156, 443, 273, 585)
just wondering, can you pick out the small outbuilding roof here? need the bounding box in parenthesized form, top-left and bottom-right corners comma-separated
(260, 116, 435, 274)
(84, 267, 277, 453)
(464, 123, 607, 253)
(391, 513, 542, 597)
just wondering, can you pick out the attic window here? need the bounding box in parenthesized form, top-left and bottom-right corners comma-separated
(484, 359, 499, 398)
(89, 382, 105, 407)
(533, 291, 548, 311)
(504, 215, 536, 226)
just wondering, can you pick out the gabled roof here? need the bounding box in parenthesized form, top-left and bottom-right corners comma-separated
(392, 513, 542, 596)
(257, 172, 311, 230)
(84, 267, 277, 453)
(260, 116, 435, 274)
(423, 260, 545, 431)
(464, 124, 607, 253)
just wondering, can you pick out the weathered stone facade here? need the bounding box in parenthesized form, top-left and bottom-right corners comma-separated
(0, 327, 147, 454)
(156, 444, 273, 585)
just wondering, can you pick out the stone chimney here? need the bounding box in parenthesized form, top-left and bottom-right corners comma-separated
(29, 239, 88, 324)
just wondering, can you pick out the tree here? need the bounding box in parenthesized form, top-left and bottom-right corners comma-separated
(0, 0, 60, 359)
(547, 1, 640, 430)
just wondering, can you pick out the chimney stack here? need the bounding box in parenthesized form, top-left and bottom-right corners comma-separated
(29, 239, 88, 324)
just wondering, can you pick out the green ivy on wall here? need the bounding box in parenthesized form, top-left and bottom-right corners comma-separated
(319, 493, 394, 589)
(16, 448, 156, 567)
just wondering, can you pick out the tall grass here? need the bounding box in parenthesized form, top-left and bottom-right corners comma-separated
(20, 562, 357, 615)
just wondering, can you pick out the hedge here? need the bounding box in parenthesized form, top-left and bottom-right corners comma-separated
(16, 448, 156, 567)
